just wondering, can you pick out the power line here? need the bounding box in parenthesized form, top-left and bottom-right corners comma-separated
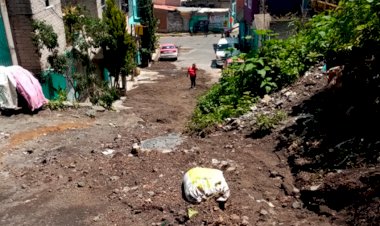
(34, 0, 63, 19)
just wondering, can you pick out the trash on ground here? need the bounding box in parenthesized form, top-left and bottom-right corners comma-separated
(183, 167, 230, 203)
(187, 208, 198, 219)
(102, 149, 115, 156)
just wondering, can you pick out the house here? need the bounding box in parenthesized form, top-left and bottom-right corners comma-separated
(0, 0, 66, 74)
(181, 0, 230, 8)
(239, 0, 259, 51)
(128, 0, 140, 34)
(154, 5, 183, 32)
(61, 0, 129, 20)
(153, 0, 183, 32)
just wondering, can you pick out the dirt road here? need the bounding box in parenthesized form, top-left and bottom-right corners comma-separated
(0, 62, 333, 225)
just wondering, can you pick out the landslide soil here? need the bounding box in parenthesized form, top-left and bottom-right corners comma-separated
(0, 62, 336, 226)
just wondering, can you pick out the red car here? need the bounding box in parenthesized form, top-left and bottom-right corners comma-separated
(159, 43, 178, 60)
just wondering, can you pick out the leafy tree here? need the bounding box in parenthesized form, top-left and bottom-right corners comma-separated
(32, 21, 59, 52)
(139, 0, 158, 65)
(102, 0, 137, 88)
(32, 20, 68, 76)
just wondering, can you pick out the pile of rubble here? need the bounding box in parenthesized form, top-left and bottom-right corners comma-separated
(222, 65, 327, 133)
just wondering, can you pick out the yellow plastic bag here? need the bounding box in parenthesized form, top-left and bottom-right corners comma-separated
(183, 167, 230, 203)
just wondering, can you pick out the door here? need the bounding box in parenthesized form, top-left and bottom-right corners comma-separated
(0, 9, 12, 66)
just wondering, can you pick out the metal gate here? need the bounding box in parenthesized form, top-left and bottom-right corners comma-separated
(0, 9, 12, 66)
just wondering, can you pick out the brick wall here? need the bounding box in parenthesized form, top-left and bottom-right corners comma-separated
(6, 0, 66, 73)
(6, 0, 39, 73)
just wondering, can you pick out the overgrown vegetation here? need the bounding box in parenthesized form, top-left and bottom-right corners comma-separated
(255, 110, 287, 133)
(139, 0, 158, 66)
(190, 0, 380, 132)
(32, 21, 59, 52)
(32, 1, 137, 109)
(45, 89, 68, 110)
(101, 0, 137, 88)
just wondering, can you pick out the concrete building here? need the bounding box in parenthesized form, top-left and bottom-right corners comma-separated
(181, 0, 230, 8)
(154, 4, 183, 32)
(0, 0, 66, 74)
(61, 0, 106, 18)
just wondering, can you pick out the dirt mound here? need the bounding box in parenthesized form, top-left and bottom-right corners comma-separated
(225, 62, 380, 225)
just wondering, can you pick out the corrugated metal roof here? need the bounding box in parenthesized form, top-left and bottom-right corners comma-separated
(198, 8, 229, 13)
(176, 7, 229, 13)
(154, 4, 177, 11)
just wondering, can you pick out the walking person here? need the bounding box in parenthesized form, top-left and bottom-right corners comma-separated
(204, 21, 209, 37)
(187, 63, 198, 89)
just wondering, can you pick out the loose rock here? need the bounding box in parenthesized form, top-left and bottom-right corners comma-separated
(260, 209, 269, 216)
(310, 184, 322, 191)
(212, 159, 220, 165)
(93, 215, 101, 222)
(241, 216, 249, 225)
(226, 166, 236, 172)
(110, 176, 120, 181)
(230, 214, 240, 221)
(292, 201, 302, 209)
(261, 94, 272, 104)
(131, 143, 140, 155)
(92, 105, 106, 112)
(77, 181, 85, 187)
(85, 110, 96, 118)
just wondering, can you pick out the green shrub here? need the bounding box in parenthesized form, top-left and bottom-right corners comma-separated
(90, 84, 120, 109)
(256, 110, 287, 132)
(46, 89, 67, 110)
(190, 0, 380, 132)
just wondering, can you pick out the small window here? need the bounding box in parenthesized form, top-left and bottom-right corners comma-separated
(45, 0, 50, 7)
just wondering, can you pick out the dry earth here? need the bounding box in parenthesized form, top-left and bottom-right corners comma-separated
(0, 61, 344, 226)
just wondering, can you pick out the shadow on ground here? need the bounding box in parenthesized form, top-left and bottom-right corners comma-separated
(275, 45, 380, 225)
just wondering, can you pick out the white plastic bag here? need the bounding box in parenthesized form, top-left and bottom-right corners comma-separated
(183, 167, 230, 203)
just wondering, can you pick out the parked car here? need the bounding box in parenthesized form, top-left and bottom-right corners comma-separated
(159, 43, 178, 61)
(215, 38, 240, 67)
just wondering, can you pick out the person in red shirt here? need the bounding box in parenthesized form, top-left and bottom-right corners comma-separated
(187, 63, 198, 89)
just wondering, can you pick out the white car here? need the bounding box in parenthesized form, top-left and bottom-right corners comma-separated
(215, 38, 240, 67)
(159, 43, 178, 60)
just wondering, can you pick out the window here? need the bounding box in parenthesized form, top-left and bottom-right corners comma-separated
(248, 0, 252, 9)
(101, 0, 106, 9)
(45, 0, 50, 7)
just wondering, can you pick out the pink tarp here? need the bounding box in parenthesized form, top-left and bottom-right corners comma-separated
(5, 66, 48, 111)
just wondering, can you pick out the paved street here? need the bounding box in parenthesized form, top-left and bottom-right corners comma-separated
(159, 34, 222, 79)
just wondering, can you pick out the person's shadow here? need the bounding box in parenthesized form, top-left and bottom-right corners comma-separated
(213, 44, 217, 53)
